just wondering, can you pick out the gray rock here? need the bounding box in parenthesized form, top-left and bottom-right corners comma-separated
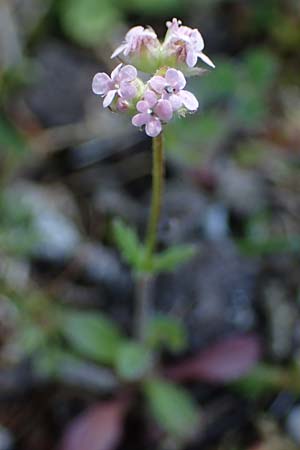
(262, 279, 297, 361)
(78, 242, 132, 297)
(6, 182, 81, 263)
(0, 426, 13, 450)
(287, 405, 300, 444)
(204, 203, 229, 240)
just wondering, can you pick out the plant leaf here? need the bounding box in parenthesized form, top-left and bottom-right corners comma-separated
(152, 245, 196, 273)
(63, 311, 123, 365)
(144, 378, 199, 439)
(146, 315, 187, 353)
(233, 363, 287, 399)
(115, 341, 153, 381)
(58, 399, 127, 450)
(113, 219, 145, 271)
(165, 334, 261, 383)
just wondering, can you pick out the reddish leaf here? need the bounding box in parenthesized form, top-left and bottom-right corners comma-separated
(165, 334, 261, 383)
(58, 399, 127, 450)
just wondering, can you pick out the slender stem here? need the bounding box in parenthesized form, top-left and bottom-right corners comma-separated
(134, 133, 164, 341)
(145, 132, 164, 263)
(135, 273, 153, 341)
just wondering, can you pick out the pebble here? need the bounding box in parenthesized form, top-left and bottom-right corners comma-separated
(0, 426, 13, 450)
(286, 405, 300, 444)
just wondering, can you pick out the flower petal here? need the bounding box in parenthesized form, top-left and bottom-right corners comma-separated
(136, 100, 149, 113)
(111, 63, 122, 81)
(92, 73, 111, 95)
(120, 65, 137, 82)
(149, 76, 166, 94)
(144, 90, 157, 107)
(168, 93, 182, 111)
(145, 117, 162, 137)
(191, 29, 204, 51)
(119, 82, 137, 100)
(198, 51, 215, 68)
(154, 99, 173, 122)
(103, 90, 117, 108)
(111, 44, 127, 59)
(132, 112, 149, 127)
(186, 50, 198, 68)
(179, 90, 199, 111)
(165, 69, 186, 90)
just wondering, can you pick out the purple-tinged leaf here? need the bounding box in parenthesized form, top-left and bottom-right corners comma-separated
(58, 399, 127, 450)
(165, 334, 261, 383)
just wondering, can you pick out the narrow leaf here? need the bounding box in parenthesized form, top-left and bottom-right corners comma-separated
(63, 311, 123, 365)
(113, 219, 144, 270)
(144, 378, 199, 439)
(152, 245, 196, 273)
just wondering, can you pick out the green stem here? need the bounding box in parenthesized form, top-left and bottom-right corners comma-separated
(145, 132, 164, 264)
(135, 133, 164, 341)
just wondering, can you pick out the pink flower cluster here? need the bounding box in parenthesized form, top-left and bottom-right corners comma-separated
(92, 19, 215, 137)
(92, 64, 138, 111)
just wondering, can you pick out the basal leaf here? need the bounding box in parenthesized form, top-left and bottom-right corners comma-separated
(63, 311, 123, 365)
(144, 378, 199, 439)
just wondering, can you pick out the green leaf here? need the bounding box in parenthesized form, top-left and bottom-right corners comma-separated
(63, 311, 123, 365)
(152, 245, 196, 273)
(113, 219, 145, 270)
(0, 192, 37, 256)
(144, 379, 199, 439)
(0, 117, 27, 156)
(115, 341, 153, 381)
(232, 364, 286, 400)
(146, 315, 187, 353)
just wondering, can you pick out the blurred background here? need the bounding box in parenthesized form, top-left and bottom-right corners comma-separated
(1, 0, 300, 449)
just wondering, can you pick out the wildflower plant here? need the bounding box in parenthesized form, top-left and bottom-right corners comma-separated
(93, 18, 214, 339)
(79, 17, 215, 443)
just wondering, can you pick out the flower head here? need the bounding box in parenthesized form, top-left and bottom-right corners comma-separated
(111, 26, 160, 72)
(92, 64, 138, 109)
(163, 18, 215, 69)
(93, 19, 214, 137)
(132, 90, 173, 137)
(149, 68, 199, 112)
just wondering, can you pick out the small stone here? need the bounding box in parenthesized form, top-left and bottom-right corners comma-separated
(6, 182, 81, 263)
(286, 405, 300, 444)
(0, 426, 13, 450)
